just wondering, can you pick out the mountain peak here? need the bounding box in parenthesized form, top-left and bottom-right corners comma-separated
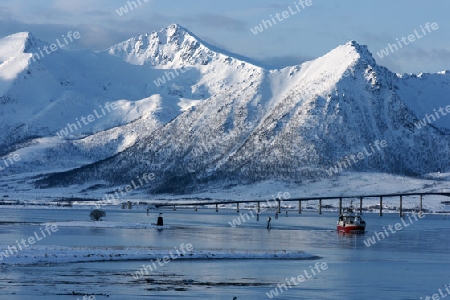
(166, 23, 189, 37)
(316, 40, 377, 67)
(341, 40, 376, 65)
(295, 40, 377, 86)
(106, 23, 213, 67)
(157, 23, 199, 48)
(106, 23, 267, 69)
(23, 32, 47, 53)
(0, 32, 46, 59)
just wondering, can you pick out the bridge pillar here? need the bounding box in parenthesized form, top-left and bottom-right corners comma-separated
(257, 201, 260, 213)
(379, 196, 383, 217)
(277, 199, 281, 213)
(237, 202, 239, 213)
(359, 197, 363, 215)
(195, 205, 197, 212)
(173, 205, 176, 211)
(339, 198, 342, 215)
(215, 203, 218, 212)
(298, 201, 301, 214)
(420, 194, 423, 216)
(399, 195, 403, 218)
(319, 199, 322, 215)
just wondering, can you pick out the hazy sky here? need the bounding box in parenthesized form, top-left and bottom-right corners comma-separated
(1, 0, 449, 73)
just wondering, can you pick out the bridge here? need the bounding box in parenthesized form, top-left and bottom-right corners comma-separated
(153, 192, 450, 217)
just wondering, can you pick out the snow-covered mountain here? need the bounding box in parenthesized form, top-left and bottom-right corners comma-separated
(0, 25, 227, 172)
(1, 24, 450, 198)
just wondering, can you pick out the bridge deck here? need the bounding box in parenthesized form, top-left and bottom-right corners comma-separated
(152, 192, 450, 207)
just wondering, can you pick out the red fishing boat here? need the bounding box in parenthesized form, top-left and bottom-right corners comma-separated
(337, 201, 366, 233)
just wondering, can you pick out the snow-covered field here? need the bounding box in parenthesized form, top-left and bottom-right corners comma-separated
(1, 172, 449, 213)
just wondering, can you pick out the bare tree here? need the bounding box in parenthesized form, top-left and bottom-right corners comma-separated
(90, 209, 106, 221)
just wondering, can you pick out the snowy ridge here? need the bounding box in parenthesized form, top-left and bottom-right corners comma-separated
(0, 246, 318, 265)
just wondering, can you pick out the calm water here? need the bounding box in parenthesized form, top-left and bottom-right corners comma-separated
(0, 206, 449, 300)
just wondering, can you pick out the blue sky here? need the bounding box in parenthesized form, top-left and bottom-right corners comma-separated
(0, 0, 449, 73)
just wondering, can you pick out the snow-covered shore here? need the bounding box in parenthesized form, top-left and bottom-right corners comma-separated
(0, 246, 319, 265)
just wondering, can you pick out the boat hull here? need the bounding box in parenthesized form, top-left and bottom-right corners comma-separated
(337, 225, 365, 233)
